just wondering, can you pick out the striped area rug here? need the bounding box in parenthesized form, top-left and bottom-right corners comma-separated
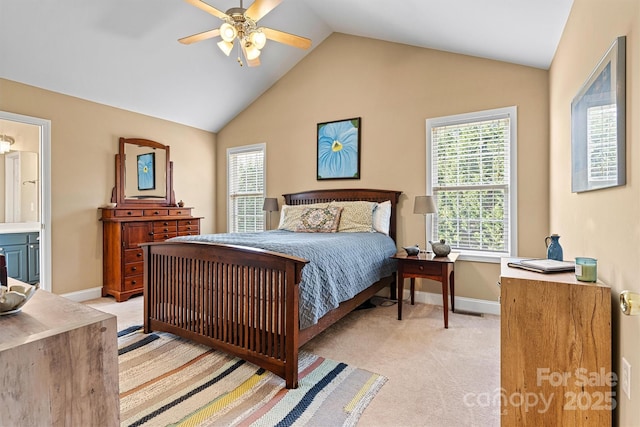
(118, 326, 387, 427)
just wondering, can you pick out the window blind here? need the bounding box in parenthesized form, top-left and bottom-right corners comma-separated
(228, 144, 265, 232)
(429, 111, 514, 255)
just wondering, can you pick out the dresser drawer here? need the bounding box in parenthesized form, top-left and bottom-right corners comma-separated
(124, 248, 144, 263)
(169, 209, 191, 217)
(153, 221, 177, 233)
(123, 261, 143, 277)
(178, 224, 199, 235)
(114, 209, 144, 217)
(144, 209, 169, 217)
(124, 275, 144, 291)
(153, 232, 177, 241)
(400, 261, 442, 276)
(177, 219, 198, 227)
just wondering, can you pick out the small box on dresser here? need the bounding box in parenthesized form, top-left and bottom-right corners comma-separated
(100, 206, 201, 302)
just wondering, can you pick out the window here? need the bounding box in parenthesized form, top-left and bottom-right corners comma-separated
(426, 106, 517, 262)
(227, 143, 266, 232)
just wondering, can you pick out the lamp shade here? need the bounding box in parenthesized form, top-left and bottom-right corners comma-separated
(413, 196, 436, 214)
(220, 22, 237, 42)
(263, 198, 279, 212)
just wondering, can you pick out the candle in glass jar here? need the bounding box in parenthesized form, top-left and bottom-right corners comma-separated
(575, 257, 597, 282)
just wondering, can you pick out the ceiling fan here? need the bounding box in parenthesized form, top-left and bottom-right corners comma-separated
(179, 0, 312, 67)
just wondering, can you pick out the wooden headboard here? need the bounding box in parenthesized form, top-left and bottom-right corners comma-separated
(282, 188, 402, 241)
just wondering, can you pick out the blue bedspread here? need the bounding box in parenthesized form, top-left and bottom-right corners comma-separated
(170, 231, 398, 329)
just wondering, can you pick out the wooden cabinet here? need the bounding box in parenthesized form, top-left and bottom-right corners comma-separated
(0, 281, 119, 426)
(100, 207, 201, 302)
(500, 259, 612, 426)
(0, 232, 39, 284)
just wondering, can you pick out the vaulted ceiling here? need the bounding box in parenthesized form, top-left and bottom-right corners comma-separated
(0, 0, 573, 132)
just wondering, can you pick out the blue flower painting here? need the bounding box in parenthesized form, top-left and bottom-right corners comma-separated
(137, 153, 156, 190)
(317, 118, 361, 180)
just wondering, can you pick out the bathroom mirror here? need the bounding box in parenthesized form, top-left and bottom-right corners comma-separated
(0, 119, 40, 224)
(113, 137, 174, 207)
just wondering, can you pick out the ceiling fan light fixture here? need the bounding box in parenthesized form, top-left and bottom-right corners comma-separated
(250, 30, 266, 50)
(245, 43, 261, 60)
(217, 40, 234, 56)
(220, 22, 237, 42)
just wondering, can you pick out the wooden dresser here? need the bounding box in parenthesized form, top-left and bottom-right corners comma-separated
(500, 258, 612, 426)
(100, 206, 200, 302)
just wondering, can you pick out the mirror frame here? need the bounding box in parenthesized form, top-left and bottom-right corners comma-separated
(112, 137, 175, 207)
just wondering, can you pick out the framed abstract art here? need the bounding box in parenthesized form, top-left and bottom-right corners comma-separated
(317, 117, 361, 180)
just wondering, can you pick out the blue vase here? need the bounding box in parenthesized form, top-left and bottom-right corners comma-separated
(545, 234, 563, 261)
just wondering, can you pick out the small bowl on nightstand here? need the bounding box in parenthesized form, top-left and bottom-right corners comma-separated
(402, 245, 420, 256)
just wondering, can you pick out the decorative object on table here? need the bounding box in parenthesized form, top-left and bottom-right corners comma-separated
(317, 117, 361, 180)
(571, 36, 626, 193)
(0, 282, 39, 314)
(103, 202, 117, 208)
(545, 234, 563, 261)
(413, 195, 437, 252)
(575, 257, 597, 282)
(402, 244, 420, 256)
(430, 239, 451, 257)
(177, 200, 185, 207)
(178, 0, 312, 68)
(620, 290, 640, 315)
(262, 197, 279, 230)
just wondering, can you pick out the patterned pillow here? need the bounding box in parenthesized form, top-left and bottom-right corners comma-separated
(278, 203, 329, 231)
(329, 201, 376, 232)
(296, 207, 343, 233)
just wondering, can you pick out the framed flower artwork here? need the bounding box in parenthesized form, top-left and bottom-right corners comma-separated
(137, 152, 156, 191)
(317, 117, 361, 180)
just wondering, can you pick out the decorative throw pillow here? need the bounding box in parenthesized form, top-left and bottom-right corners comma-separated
(278, 203, 329, 231)
(329, 201, 376, 232)
(372, 200, 392, 235)
(296, 207, 343, 233)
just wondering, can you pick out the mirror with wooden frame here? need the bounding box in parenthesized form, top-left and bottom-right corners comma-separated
(111, 137, 175, 207)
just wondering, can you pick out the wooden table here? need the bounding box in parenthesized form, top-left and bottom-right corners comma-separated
(0, 280, 120, 426)
(392, 252, 459, 328)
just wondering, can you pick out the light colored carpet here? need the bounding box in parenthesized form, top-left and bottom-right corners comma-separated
(88, 295, 500, 426)
(118, 326, 386, 426)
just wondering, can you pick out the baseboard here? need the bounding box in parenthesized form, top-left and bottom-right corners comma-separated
(402, 289, 501, 316)
(60, 287, 103, 302)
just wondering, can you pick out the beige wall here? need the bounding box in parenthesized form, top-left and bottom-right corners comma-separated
(0, 78, 216, 295)
(549, 0, 640, 422)
(217, 33, 550, 302)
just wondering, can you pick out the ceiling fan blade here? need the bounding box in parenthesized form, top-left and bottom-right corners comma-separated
(262, 27, 311, 50)
(184, 0, 228, 20)
(245, 0, 282, 22)
(178, 28, 221, 45)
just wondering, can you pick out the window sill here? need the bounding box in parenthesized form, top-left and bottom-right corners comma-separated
(455, 251, 509, 264)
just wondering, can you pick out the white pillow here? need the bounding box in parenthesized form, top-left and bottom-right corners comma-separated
(372, 200, 392, 235)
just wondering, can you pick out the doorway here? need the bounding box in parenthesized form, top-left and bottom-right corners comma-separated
(0, 111, 51, 291)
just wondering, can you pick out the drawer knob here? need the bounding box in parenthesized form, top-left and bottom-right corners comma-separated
(137, 253, 142, 257)
(177, 211, 182, 215)
(419, 265, 424, 271)
(132, 280, 137, 285)
(132, 266, 137, 271)
(127, 211, 133, 215)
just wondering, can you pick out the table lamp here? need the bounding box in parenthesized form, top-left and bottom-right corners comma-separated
(413, 195, 437, 252)
(262, 197, 279, 230)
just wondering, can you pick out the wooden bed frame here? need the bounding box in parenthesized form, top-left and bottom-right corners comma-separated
(141, 188, 401, 388)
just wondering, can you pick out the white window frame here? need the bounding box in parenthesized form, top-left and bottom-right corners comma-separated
(426, 106, 517, 263)
(227, 143, 266, 233)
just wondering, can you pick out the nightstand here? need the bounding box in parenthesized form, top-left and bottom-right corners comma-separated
(391, 252, 460, 328)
